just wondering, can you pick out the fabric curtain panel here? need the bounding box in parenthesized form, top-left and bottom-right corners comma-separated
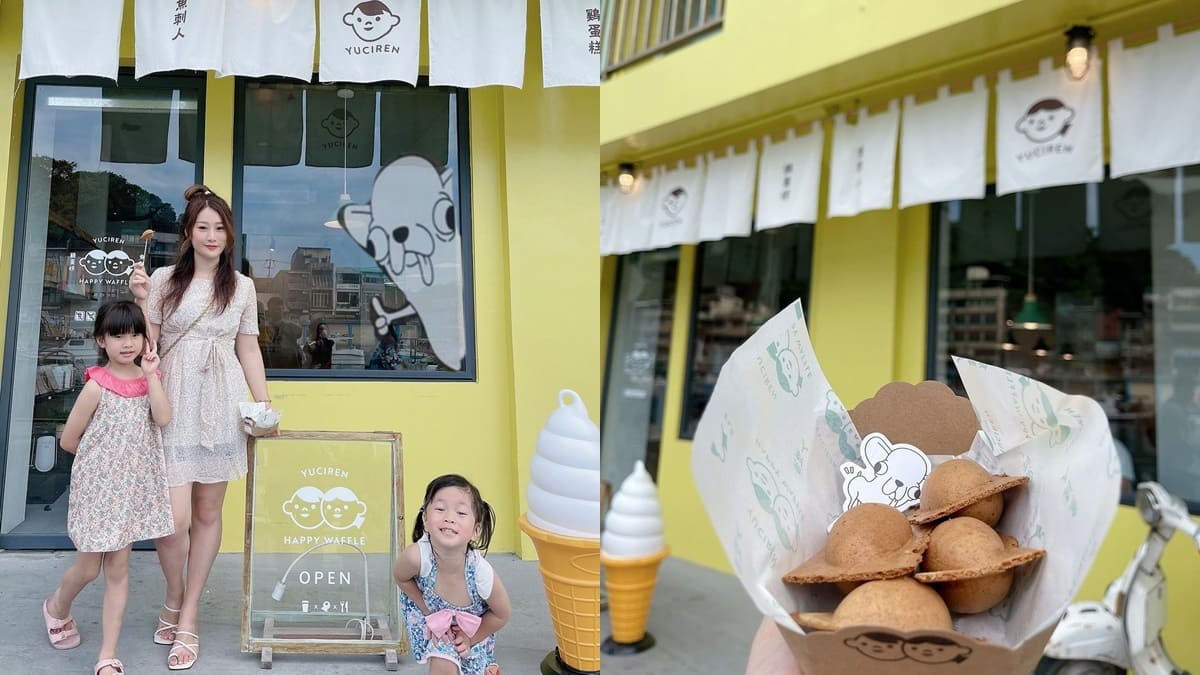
(755, 123, 823, 231)
(1108, 24, 1200, 179)
(899, 78, 988, 209)
(994, 57, 1103, 196)
(220, 0, 317, 81)
(318, 0, 420, 84)
(428, 0, 526, 88)
(697, 144, 758, 242)
(540, 0, 601, 87)
(614, 169, 657, 254)
(242, 85, 305, 167)
(20, 0, 124, 80)
(827, 102, 900, 218)
(135, 0, 225, 78)
(648, 159, 707, 250)
(305, 87, 376, 168)
(600, 183, 622, 256)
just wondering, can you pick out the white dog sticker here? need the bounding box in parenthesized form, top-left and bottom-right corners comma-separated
(840, 432, 932, 513)
(337, 155, 464, 370)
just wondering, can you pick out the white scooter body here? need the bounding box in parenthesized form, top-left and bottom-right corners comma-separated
(1041, 482, 1199, 674)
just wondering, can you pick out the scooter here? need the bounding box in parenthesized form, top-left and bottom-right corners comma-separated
(1036, 482, 1200, 675)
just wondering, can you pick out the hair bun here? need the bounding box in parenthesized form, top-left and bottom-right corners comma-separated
(183, 184, 214, 201)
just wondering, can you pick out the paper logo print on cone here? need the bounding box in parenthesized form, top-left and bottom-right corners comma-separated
(844, 633, 972, 664)
(746, 457, 800, 551)
(840, 432, 932, 513)
(343, 1, 401, 42)
(1016, 98, 1074, 144)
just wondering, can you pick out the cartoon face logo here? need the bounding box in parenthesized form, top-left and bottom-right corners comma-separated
(104, 250, 135, 277)
(903, 636, 972, 664)
(841, 433, 932, 512)
(1015, 98, 1075, 144)
(321, 108, 360, 140)
(322, 487, 368, 530)
(767, 339, 802, 396)
(343, 1, 401, 42)
(662, 187, 687, 218)
(844, 633, 907, 661)
(338, 155, 463, 370)
(79, 250, 108, 276)
(1021, 378, 1070, 445)
(282, 486, 326, 530)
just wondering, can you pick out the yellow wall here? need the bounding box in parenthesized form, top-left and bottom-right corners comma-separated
(0, 0, 599, 559)
(600, 0, 1200, 664)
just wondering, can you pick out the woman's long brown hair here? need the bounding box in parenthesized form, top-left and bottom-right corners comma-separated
(158, 184, 239, 318)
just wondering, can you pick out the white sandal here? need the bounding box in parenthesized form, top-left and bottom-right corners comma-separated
(153, 604, 180, 645)
(167, 630, 199, 671)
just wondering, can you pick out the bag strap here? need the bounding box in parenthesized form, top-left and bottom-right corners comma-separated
(159, 296, 215, 359)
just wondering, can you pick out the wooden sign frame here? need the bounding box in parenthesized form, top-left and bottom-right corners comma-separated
(241, 430, 406, 670)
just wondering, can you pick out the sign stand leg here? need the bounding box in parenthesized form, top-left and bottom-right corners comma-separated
(260, 647, 273, 670)
(385, 648, 398, 671)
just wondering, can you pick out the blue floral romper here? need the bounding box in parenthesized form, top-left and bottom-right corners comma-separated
(401, 534, 496, 674)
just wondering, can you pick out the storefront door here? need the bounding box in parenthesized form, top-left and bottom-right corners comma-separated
(601, 249, 678, 495)
(0, 76, 204, 548)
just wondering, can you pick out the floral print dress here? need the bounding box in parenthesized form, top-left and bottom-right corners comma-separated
(401, 534, 497, 674)
(146, 266, 259, 486)
(67, 366, 174, 552)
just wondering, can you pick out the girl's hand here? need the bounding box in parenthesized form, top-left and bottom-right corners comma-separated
(450, 627, 472, 658)
(129, 262, 150, 301)
(140, 339, 160, 376)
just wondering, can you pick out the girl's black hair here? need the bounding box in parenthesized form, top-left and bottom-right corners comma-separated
(92, 300, 148, 365)
(412, 474, 496, 554)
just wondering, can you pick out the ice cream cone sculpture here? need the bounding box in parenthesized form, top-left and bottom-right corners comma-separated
(522, 390, 602, 673)
(600, 460, 668, 653)
(520, 515, 601, 672)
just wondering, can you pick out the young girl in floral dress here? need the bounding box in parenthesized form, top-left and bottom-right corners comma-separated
(41, 300, 174, 675)
(395, 475, 511, 675)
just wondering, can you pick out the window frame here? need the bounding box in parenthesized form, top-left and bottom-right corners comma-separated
(231, 76, 477, 382)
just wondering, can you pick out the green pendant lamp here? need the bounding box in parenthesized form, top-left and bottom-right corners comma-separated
(1009, 197, 1053, 331)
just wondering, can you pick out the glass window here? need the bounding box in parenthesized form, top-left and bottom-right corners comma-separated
(680, 224, 816, 438)
(1, 77, 203, 541)
(930, 168, 1200, 511)
(601, 249, 678, 496)
(236, 81, 473, 378)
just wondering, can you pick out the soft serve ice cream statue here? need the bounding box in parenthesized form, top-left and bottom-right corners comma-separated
(601, 461, 665, 558)
(525, 390, 602, 538)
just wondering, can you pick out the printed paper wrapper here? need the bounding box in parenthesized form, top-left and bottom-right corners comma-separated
(239, 402, 282, 437)
(691, 300, 1120, 674)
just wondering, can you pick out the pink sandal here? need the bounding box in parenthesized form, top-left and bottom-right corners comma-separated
(42, 597, 81, 650)
(485, 664, 500, 675)
(94, 658, 124, 675)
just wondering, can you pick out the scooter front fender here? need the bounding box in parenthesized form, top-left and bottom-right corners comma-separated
(1042, 602, 1130, 668)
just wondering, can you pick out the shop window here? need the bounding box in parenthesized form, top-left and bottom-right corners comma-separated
(601, 249, 679, 495)
(235, 81, 474, 378)
(0, 76, 203, 543)
(680, 223, 816, 438)
(930, 169, 1200, 511)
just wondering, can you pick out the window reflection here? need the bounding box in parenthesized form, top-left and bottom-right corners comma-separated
(932, 167, 1200, 509)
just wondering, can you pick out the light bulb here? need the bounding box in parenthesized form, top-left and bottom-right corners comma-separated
(1064, 25, 1094, 81)
(617, 163, 636, 194)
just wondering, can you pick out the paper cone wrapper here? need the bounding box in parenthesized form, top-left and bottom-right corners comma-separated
(520, 514, 601, 672)
(601, 547, 669, 644)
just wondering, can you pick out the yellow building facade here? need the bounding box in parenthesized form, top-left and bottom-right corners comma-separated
(0, 0, 599, 561)
(601, 0, 1200, 666)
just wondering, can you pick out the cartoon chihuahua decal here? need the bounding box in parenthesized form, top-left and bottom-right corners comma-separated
(337, 155, 464, 370)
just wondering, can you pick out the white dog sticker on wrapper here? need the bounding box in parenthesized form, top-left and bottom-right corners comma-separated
(840, 432, 932, 513)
